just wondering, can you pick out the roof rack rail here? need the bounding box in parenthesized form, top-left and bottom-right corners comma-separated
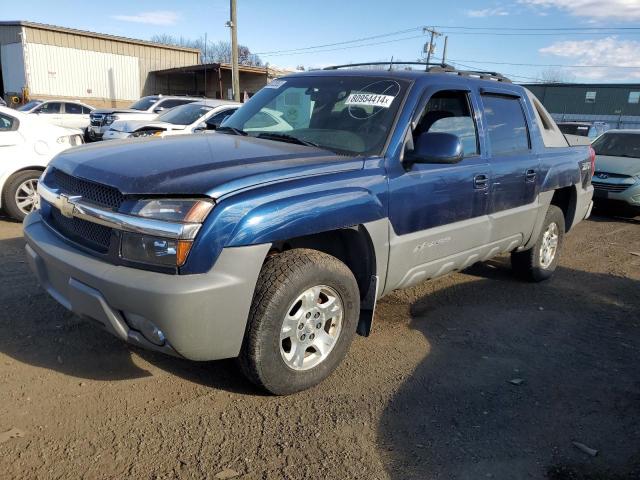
(323, 61, 511, 83)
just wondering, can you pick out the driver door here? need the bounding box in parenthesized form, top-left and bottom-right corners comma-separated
(385, 87, 491, 293)
(34, 102, 63, 127)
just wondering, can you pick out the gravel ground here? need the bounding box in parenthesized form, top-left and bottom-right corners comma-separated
(0, 210, 638, 480)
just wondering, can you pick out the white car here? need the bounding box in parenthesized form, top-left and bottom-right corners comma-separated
(0, 106, 84, 220)
(103, 100, 240, 140)
(17, 100, 95, 130)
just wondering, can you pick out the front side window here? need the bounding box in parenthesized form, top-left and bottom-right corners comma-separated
(415, 90, 479, 157)
(482, 95, 530, 155)
(36, 102, 62, 114)
(592, 133, 640, 159)
(65, 103, 83, 114)
(206, 108, 236, 129)
(158, 99, 195, 110)
(0, 113, 17, 131)
(221, 75, 410, 156)
(157, 103, 213, 125)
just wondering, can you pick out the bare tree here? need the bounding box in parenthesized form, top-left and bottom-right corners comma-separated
(150, 35, 262, 66)
(539, 68, 575, 84)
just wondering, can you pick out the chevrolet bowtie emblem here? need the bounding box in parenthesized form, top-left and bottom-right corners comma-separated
(59, 194, 81, 218)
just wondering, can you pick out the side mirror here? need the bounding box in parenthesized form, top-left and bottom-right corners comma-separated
(405, 132, 464, 166)
(194, 121, 207, 132)
(153, 107, 165, 114)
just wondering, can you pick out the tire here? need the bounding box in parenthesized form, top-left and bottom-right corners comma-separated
(239, 249, 360, 395)
(511, 204, 565, 282)
(2, 170, 42, 221)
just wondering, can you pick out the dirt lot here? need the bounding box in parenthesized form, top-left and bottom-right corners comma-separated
(0, 210, 638, 480)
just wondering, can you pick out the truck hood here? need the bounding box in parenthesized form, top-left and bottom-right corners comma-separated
(595, 155, 640, 177)
(50, 133, 363, 198)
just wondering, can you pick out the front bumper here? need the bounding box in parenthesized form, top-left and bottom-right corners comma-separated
(102, 129, 131, 140)
(593, 182, 640, 207)
(23, 211, 270, 361)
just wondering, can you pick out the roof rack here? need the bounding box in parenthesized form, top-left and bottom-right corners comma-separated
(323, 62, 511, 83)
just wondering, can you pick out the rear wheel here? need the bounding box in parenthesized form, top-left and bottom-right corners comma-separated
(511, 204, 565, 282)
(239, 249, 360, 395)
(2, 170, 42, 221)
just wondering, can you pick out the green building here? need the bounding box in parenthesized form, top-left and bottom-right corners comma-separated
(523, 83, 640, 129)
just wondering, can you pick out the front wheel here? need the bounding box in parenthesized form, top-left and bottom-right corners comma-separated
(511, 204, 565, 282)
(239, 249, 360, 395)
(2, 170, 42, 221)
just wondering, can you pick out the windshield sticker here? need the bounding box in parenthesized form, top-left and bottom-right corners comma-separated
(265, 79, 286, 89)
(345, 93, 396, 109)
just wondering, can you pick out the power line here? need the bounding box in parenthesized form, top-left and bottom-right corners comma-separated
(441, 31, 640, 36)
(434, 25, 640, 31)
(448, 58, 640, 70)
(254, 27, 422, 55)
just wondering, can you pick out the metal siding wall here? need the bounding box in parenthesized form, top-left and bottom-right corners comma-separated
(0, 43, 26, 92)
(25, 42, 140, 100)
(0, 25, 22, 45)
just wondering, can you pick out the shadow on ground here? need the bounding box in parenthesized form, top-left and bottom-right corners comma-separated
(0, 235, 259, 395)
(377, 259, 640, 480)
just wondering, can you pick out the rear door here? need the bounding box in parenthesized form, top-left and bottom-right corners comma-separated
(62, 102, 90, 129)
(386, 86, 491, 291)
(479, 91, 540, 243)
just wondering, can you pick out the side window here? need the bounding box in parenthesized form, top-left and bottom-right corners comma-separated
(0, 113, 18, 131)
(159, 99, 193, 109)
(65, 103, 83, 114)
(82, 106, 93, 114)
(206, 109, 235, 129)
(36, 102, 62, 114)
(414, 90, 479, 157)
(481, 95, 530, 155)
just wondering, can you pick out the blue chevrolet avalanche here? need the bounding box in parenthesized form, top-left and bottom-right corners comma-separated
(24, 64, 594, 394)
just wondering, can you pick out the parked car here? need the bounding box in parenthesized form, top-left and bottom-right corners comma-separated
(24, 64, 594, 395)
(558, 121, 609, 146)
(88, 95, 202, 141)
(591, 129, 640, 214)
(0, 106, 83, 220)
(103, 100, 240, 140)
(17, 99, 94, 130)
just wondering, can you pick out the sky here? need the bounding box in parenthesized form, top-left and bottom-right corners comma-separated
(4, 0, 640, 83)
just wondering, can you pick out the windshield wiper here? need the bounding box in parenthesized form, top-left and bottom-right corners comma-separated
(217, 126, 247, 136)
(256, 132, 320, 148)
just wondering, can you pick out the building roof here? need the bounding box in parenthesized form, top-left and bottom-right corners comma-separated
(152, 63, 270, 75)
(0, 20, 200, 53)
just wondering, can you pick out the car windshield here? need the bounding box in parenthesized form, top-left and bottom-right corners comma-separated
(558, 124, 590, 137)
(592, 132, 640, 159)
(18, 101, 42, 112)
(221, 75, 410, 156)
(129, 97, 159, 111)
(157, 103, 214, 125)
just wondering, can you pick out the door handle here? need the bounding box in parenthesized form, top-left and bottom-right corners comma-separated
(525, 169, 537, 182)
(474, 174, 489, 190)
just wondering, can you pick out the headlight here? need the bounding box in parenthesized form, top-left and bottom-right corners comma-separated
(57, 135, 84, 146)
(119, 199, 214, 267)
(104, 115, 118, 126)
(56, 136, 69, 144)
(130, 130, 163, 138)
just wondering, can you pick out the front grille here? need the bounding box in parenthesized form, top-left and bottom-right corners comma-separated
(53, 169, 124, 210)
(50, 207, 112, 253)
(90, 114, 104, 126)
(592, 181, 631, 193)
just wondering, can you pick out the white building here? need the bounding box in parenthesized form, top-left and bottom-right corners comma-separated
(0, 21, 200, 107)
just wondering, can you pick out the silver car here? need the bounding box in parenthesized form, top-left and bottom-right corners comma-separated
(592, 130, 640, 213)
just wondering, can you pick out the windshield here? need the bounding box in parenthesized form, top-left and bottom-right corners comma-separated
(129, 97, 159, 111)
(558, 124, 590, 137)
(18, 101, 42, 112)
(592, 133, 640, 159)
(157, 103, 214, 125)
(221, 75, 409, 156)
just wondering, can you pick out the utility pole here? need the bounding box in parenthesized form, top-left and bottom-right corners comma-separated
(229, 0, 240, 101)
(423, 27, 442, 65)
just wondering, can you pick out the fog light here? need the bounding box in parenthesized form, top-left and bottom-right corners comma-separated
(126, 313, 166, 346)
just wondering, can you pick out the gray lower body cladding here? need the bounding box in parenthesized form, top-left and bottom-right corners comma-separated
(23, 212, 270, 361)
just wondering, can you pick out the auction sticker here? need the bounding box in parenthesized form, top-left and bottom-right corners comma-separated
(345, 93, 395, 108)
(265, 79, 286, 89)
